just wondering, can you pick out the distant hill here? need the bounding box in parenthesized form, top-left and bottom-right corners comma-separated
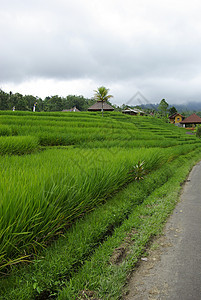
(139, 102, 201, 113)
(173, 102, 201, 112)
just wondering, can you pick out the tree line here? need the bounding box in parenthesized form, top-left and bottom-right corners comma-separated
(0, 89, 96, 112)
(1, 89, 200, 118)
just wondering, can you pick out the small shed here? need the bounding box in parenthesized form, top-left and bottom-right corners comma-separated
(122, 107, 145, 116)
(62, 106, 80, 112)
(88, 101, 114, 111)
(169, 113, 185, 124)
(180, 113, 201, 127)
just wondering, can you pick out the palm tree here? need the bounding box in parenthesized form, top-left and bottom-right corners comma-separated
(94, 86, 113, 117)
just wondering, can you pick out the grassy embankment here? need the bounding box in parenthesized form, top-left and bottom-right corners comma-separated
(0, 111, 201, 299)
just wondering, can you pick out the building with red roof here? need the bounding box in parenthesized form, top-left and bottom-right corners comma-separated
(180, 113, 201, 127)
(169, 113, 185, 124)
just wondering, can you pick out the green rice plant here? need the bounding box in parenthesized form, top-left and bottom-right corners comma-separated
(0, 150, 196, 299)
(57, 149, 201, 300)
(0, 124, 18, 136)
(0, 144, 198, 267)
(0, 136, 39, 155)
(0, 110, 195, 150)
(37, 132, 72, 146)
(0, 146, 173, 270)
(0, 125, 12, 136)
(81, 139, 184, 149)
(0, 110, 200, 273)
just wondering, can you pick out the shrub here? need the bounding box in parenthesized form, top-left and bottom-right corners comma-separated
(196, 126, 201, 138)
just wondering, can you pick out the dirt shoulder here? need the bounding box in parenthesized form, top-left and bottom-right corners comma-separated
(124, 161, 201, 300)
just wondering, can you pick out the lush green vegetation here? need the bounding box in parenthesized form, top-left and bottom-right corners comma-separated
(0, 89, 95, 112)
(0, 110, 201, 299)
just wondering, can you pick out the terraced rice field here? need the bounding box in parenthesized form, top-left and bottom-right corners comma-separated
(0, 110, 201, 299)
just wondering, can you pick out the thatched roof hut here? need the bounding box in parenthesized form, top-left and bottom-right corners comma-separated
(122, 107, 145, 115)
(88, 101, 114, 111)
(62, 106, 80, 112)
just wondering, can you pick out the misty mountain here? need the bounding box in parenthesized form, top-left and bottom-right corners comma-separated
(139, 102, 201, 112)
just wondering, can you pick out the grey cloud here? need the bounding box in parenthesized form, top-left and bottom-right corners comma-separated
(1, 0, 201, 105)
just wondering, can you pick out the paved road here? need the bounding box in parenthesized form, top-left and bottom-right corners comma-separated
(125, 161, 201, 300)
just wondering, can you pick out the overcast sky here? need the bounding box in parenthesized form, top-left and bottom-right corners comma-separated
(1, 0, 201, 106)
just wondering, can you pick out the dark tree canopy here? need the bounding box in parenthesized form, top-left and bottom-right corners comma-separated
(169, 106, 177, 116)
(0, 89, 94, 112)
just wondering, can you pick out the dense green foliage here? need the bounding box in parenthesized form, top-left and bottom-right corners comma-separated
(0, 110, 201, 299)
(158, 98, 169, 117)
(196, 125, 201, 138)
(169, 106, 177, 115)
(0, 89, 95, 111)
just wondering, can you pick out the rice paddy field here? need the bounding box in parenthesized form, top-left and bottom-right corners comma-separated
(0, 110, 201, 299)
